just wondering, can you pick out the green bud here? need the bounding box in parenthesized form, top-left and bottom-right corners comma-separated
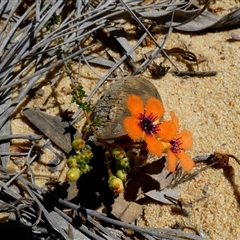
(82, 149, 93, 162)
(75, 153, 84, 164)
(116, 170, 127, 182)
(66, 156, 78, 168)
(79, 162, 91, 173)
(72, 138, 85, 151)
(66, 167, 81, 182)
(117, 157, 130, 170)
(108, 175, 124, 194)
(112, 147, 126, 161)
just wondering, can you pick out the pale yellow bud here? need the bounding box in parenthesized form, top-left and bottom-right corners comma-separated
(72, 138, 85, 151)
(108, 175, 124, 194)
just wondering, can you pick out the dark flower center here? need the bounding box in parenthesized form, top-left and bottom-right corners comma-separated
(170, 137, 182, 153)
(139, 112, 159, 135)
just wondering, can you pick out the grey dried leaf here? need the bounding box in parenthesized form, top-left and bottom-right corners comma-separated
(77, 55, 116, 68)
(0, 121, 10, 168)
(139, 4, 240, 31)
(105, 25, 137, 62)
(174, 7, 240, 31)
(49, 212, 90, 240)
(145, 159, 177, 190)
(22, 108, 81, 153)
(145, 188, 180, 204)
(231, 33, 240, 41)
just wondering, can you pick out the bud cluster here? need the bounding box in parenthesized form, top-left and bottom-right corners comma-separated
(108, 147, 148, 194)
(66, 138, 93, 182)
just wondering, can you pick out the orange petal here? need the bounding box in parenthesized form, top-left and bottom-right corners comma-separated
(177, 129, 192, 149)
(170, 111, 179, 129)
(126, 95, 144, 118)
(178, 151, 195, 172)
(167, 150, 177, 172)
(145, 135, 163, 156)
(123, 117, 143, 140)
(157, 121, 177, 141)
(145, 97, 164, 120)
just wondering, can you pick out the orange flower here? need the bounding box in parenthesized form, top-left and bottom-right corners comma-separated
(165, 111, 195, 172)
(123, 95, 177, 156)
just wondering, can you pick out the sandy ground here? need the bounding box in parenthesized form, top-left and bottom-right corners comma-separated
(8, 1, 240, 239)
(136, 1, 240, 239)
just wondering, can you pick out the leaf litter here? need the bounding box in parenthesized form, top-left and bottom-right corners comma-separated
(0, 0, 240, 239)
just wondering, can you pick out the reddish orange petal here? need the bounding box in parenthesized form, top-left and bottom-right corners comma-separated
(145, 135, 163, 156)
(157, 121, 177, 141)
(167, 150, 177, 172)
(126, 95, 144, 118)
(177, 129, 192, 149)
(145, 97, 164, 120)
(123, 116, 143, 140)
(178, 151, 195, 172)
(170, 111, 179, 129)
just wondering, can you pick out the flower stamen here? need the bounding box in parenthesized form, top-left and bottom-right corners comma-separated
(138, 111, 160, 135)
(170, 137, 183, 154)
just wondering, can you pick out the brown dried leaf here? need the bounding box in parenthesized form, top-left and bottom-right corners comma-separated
(111, 193, 142, 223)
(123, 158, 176, 202)
(111, 159, 176, 222)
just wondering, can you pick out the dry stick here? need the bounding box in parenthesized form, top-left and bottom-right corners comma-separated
(227, 154, 240, 165)
(86, 216, 121, 240)
(0, 203, 21, 227)
(174, 71, 217, 77)
(172, 152, 240, 188)
(83, 110, 115, 177)
(32, 5, 117, 52)
(0, 166, 72, 240)
(0, 45, 93, 92)
(26, 143, 38, 184)
(31, 190, 108, 240)
(31, 185, 206, 240)
(12, 197, 42, 227)
(83, 110, 108, 148)
(71, 31, 148, 123)
(0, 152, 28, 156)
(170, 160, 219, 188)
(5, 152, 38, 187)
(119, 0, 180, 73)
(0, 134, 42, 141)
(0, 46, 93, 131)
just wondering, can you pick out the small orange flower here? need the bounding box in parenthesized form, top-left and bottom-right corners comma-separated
(123, 95, 177, 156)
(165, 111, 195, 172)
